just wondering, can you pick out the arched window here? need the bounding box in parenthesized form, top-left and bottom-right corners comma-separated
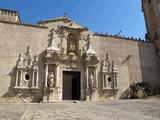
(67, 34, 78, 55)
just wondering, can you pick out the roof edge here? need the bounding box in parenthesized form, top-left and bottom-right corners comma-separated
(0, 20, 48, 29)
(94, 32, 151, 43)
(38, 16, 71, 24)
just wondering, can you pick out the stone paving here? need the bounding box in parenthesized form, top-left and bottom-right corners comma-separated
(0, 100, 160, 120)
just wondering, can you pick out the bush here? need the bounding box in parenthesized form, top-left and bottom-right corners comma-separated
(129, 82, 151, 99)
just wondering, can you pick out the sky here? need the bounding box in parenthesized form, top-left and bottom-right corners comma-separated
(0, 0, 146, 39)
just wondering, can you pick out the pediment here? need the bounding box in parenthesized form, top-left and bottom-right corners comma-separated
(38, 16, 86, 30)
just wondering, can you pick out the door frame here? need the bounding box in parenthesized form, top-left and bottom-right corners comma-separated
(62, 71, 81, 100)
(60, 68, 85, 101)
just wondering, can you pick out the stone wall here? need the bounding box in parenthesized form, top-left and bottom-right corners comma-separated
(138, 42, 160, 93)
(93, 35, 160, 98)
(0, 20, 159, 102)
(0, 9, 20, 23)
(0, 21, 49, 101)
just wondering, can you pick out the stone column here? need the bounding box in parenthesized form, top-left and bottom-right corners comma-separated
(55, 65, 59, 87)
(86, 66, 93, 101)
(32, 71, 35, 87)
(45, 64, 49, 87)
(20, 70, 23, 86)
(15, 70, 19, 87)
(93, 67, 99, 101)
(95, 67, 98, 88)
(114, 73, 117, 88)
(78, 34, 83, 56)
(43, 63, 49, 102)
(36, 71, 39, 87)
(86, 67, 89, 88)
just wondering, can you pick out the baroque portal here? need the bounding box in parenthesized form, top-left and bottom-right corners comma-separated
(13, 23, 118, 102)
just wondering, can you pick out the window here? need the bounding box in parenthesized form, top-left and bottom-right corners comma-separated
(25, 74, 30, 80)
(108, 77, 111, 82)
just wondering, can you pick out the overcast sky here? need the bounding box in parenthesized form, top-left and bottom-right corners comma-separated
(0, 0, 146, 39)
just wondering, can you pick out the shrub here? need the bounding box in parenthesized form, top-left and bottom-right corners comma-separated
(129, 82, 151, 99)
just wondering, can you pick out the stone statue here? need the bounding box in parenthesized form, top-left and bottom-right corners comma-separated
(47, 72, 55, 88)
(68, 42, 76, 52)
(88, 74, 95, 88)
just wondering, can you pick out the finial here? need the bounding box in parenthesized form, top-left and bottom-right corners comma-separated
(106, 53, 110, 61)
(26, 46, 31, 57)
(87, 34, 92, 45)
(64, 12, 67, 17)
(34, 55, 38, 62)
(17, 53, 23, 62)
(28, 46, 31, 52)
(88, 34, 92, 40)
(17, 53, 23, 67)
(86, 34, 96, 55)
(49, 28, 55, 39)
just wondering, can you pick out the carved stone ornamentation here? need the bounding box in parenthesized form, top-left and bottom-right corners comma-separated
(85, 34, 99, 90)
(85, 55, 99, 65)
(32, 55, 38, 70)
(14, 46, 39, 93)
(88, 74, 95, 88)
(85, 34, 99, 65)
(102, 53, 111, 73)
(67, 34, 78, 55)
(47, 72, 56, 93)
(101, 54, 118, 89)
(86, 34, 96, 56)
(47, 29, 60, 53)
(16, 54, 23, 68)
(24, 46, 32, 68)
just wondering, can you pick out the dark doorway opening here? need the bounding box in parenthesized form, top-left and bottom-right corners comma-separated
(63, 71, 81, 100)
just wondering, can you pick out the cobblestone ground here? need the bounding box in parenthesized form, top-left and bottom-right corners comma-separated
(0, 100, 160, 120)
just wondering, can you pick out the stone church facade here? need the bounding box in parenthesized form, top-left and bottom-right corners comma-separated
(0, 0, 160, 102)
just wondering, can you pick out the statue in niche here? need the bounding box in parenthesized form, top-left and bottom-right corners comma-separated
(47, 72, 56, 92)
(67, 34, 77, 54)
(88, 74, 95, 88)
(68, 42, 76, 52)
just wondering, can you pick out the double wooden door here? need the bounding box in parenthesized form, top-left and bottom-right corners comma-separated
(63, 71, 81, 100)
